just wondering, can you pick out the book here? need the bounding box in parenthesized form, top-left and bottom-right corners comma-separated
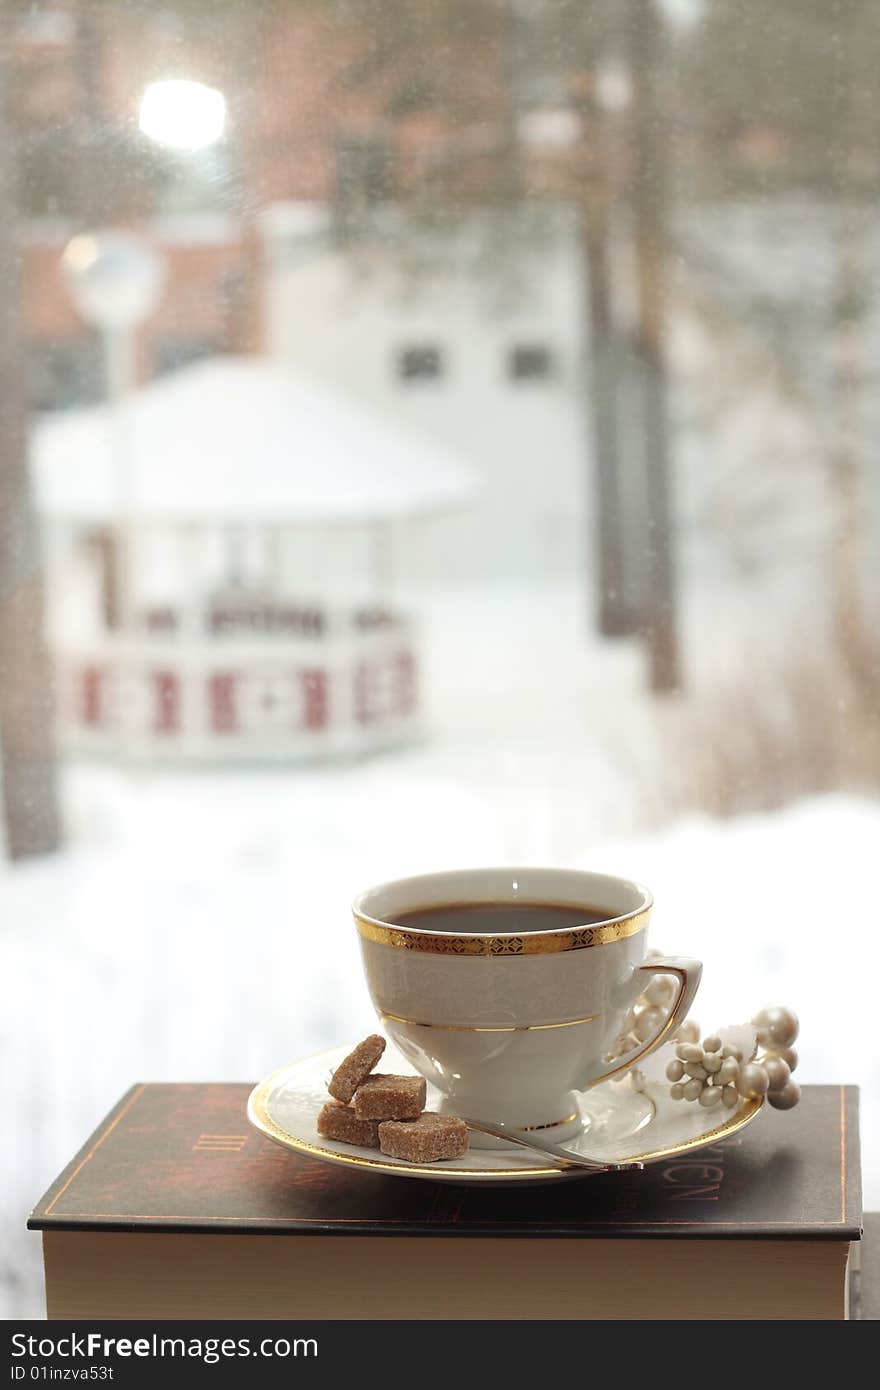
(29, 1082, 861, 1320)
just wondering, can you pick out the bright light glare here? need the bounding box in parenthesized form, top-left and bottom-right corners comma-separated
(138, 79, 226, 152)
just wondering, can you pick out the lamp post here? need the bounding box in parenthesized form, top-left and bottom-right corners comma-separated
(60, 231, 166, 730)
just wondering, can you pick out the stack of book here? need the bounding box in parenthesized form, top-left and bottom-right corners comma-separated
(29, 1082, 864, 1320)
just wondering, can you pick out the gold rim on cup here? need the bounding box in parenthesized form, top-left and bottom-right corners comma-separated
(353, 906, 651, 957)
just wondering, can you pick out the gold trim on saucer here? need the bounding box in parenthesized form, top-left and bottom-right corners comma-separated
(354, 908, 650, 957)
(246, 1049, 765, 1183)
(379, 1010, 599, 1033)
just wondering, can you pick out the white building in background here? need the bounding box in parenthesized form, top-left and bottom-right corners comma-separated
(260, 202, 590, 585)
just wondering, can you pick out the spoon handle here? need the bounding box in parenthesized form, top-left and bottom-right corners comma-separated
(459, 1116, 645, 1173)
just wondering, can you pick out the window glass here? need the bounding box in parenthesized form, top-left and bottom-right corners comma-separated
(2, 0, 878, 1318)
(508, 344, 555, 381)
(397, 344, 445, 381)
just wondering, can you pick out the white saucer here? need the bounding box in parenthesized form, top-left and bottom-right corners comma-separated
(248, 1041, 764, 1185)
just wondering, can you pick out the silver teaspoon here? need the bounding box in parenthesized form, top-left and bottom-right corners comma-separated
(459, 1115, 645, 1173)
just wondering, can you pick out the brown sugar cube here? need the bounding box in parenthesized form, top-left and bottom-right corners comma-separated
(327, 1034, 386, 1103)
(352, 1073, 427, 1120)
(378, 1112, 470, 1163)
(317, 1100, 381, 1148)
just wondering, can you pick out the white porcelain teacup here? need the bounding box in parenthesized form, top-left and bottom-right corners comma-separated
(353, 867, 701, 1141)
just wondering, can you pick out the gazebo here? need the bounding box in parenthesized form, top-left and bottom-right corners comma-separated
(32, 356, 474, 761)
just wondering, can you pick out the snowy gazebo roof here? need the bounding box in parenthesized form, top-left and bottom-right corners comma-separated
(32, 356, 475, 526)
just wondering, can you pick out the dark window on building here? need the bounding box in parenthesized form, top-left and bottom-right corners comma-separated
(508, 344, 556, 381)
(153, 336, 220, 378)
(397, 344, 444, 383)
(28, 337, 102, 411)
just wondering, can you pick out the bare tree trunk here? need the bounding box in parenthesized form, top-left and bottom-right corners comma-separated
(0, 28, 62, 859)
(569, 51, 634, 640)
(830, 197, 868, 678)
(73, 0, 114, 224)
(581, 183, 632, 637)
(828, 38, 870, 688)
(629, 0, 681, 692)
(499, 0, 524, 206)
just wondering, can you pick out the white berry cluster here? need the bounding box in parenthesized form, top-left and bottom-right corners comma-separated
(666, 1005, 800, 1112)
(751, 1005, 801, 1110)
(667, 1034, 750, 1110)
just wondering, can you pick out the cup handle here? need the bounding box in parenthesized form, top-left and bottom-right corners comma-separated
(589, 955, 703, 1087)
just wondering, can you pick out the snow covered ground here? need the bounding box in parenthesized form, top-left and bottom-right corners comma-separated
(3, 580, 878, 1317)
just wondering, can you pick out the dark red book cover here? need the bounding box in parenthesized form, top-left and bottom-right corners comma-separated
(28, 1082, 861, 1241)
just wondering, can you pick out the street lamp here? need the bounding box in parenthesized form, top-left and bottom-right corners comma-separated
(60, 231, 166, 655)
(60, 230, 166, 331)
